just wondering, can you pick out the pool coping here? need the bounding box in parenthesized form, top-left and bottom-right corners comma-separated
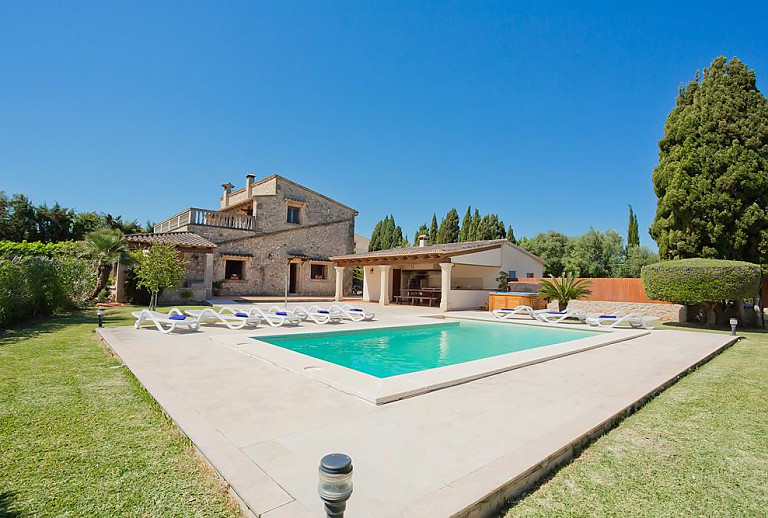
(220, 316, 649, 404)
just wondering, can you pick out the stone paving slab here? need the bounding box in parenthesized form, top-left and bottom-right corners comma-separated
(98, 304, 735, 517)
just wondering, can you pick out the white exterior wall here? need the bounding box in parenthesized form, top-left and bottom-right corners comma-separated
(500, 243, 543, 278)
(363, 266, 381, 302)
(449, 289, 493, 310)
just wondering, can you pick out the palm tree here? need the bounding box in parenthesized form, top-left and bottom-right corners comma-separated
(538, 274, 592, 312)
(84, 228, 130, 299)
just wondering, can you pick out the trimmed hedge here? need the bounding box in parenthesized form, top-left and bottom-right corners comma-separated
(641, 258, 761, 304)
(0, 240, 83, 258)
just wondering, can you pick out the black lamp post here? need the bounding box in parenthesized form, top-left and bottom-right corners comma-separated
(318, 453, 353, 518)
(97, 307, 105, 328)
(730, 317, 738, 336)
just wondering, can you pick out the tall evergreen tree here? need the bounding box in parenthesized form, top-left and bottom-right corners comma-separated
(459, 206, 472, 242)
(428, 213, 438, 244)
(650, 56, 768, 267)
(470, 209, 481, 241)
(437, 208, 460, 244)
(507, 225, 517, 244)
(627, 205, 640, 248)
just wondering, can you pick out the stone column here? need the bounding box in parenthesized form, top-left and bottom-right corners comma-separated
(334, 266, 345, 302)
(204, 252, 214, 299)
(380, 265, 392, 306)
(439, 262, 454, 311)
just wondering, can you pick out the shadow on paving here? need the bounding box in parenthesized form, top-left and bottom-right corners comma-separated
(0, 490, 23, 518)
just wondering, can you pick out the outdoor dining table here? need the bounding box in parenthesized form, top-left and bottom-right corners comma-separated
(400, 287, 441, 307)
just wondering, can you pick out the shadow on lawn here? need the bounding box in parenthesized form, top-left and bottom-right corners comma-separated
(660, 321, 768, 335)
(0, 309, 134, 346)
(0, 490, 23, 517)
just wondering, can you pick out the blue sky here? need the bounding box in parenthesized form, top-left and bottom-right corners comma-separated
(1, 1, 766, 248)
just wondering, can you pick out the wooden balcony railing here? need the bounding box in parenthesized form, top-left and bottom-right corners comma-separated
(154, 208, 256, 233)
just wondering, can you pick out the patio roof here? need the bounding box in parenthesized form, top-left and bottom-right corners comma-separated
(331, 239, 540, 266)
(126, 232, 217, 251)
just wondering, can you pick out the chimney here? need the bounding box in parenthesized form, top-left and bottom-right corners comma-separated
(245, 173, 256, 196)
(221, 182, 234, 208)
(418, 235, 428, 247)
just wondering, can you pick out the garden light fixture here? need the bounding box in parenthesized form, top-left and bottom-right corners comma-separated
(318, 453, 353, 518)
(97, 307, 105, 327)
(730, 318, 738, 336)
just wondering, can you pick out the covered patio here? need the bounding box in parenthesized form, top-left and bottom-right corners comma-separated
(330, 239, 545, 311)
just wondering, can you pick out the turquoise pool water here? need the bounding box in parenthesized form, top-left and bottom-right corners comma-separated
(257, 321, 601, 378)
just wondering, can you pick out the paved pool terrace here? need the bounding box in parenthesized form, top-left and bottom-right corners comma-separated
(98, 303, 736, 517)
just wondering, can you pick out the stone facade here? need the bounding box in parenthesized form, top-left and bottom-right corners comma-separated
(156, 174, 357, 298)
(555, 299, 687, 323)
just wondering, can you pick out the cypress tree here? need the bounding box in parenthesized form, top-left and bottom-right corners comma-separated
(413, 223, 428, 245)
(428, 214, 438, 245)
(507, 225, 517, 244)
(437, 208, 460, 244)
(650, 56, 768, 266)
(470, 209, 481, 241)
(627, 205, 640, 248)
(459, 206, 472, 242)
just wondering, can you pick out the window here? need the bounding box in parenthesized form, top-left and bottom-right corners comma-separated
(526, 272, 534, 278)
(225, 260, 244, 280)
(508, 270, 517, 279)
(310, 263, 327, 280)
(286, 205, 300, 224)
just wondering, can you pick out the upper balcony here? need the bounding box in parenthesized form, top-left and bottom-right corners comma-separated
(154, 208, 257, 233)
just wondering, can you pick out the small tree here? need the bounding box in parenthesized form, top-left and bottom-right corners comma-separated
(83, 228, 130, 299)
(641, 258, 761, 325)
(496, 271, 509, 292)
(538, 274, 592, 312)
(133, 243, 187, 310)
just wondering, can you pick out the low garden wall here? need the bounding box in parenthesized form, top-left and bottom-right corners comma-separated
(552, 300, 686, 323)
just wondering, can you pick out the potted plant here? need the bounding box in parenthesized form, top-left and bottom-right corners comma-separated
(212, 280, 224, 297)
(538, 274, 591, 312)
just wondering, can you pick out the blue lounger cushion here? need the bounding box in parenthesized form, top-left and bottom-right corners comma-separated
(599, 314, 617, 319)
(500, 308, 515, 311)
(547, 311, 566, 315)
(169, 314, 186, 320)
(349, 308, 363, 312)
(235, 312, 248, 318)
(275, 311, 288, 316)
(317, 309, 330, 314)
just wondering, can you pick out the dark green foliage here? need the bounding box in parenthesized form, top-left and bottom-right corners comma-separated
(368, 215, 408, 251)
(649, 57, 768, 268)
(0, 190, 147, 243)
(496, 271, 509, 291)
(0, 240, 84, 258)
(641, 259, 761, 304)
(627, 205, 639, 248)
(122, 266, 152, 305)
(428, 214, 438, 245)
(437, 208, 460, 244)
(0, 255, 94, 328)
(507, 225, 516, 244)
(520, 229, 658, 278)
(459, 207, 472, 242)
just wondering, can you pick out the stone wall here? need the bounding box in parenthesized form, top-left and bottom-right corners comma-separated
(197, 219, 355, 296)
(252, 177, 357, 233)
(555, 300, 686, 323)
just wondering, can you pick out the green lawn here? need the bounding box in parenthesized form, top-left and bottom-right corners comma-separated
(0, 306, 240, 517)
(504, 324, 768, 517)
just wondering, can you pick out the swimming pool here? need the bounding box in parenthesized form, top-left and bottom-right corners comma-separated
(257, 321, 601, 378)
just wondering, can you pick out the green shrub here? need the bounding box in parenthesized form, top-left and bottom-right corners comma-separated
(641, 258, 761, 324)
(0, 240, 85, 258)
(0, 255, 95, 328)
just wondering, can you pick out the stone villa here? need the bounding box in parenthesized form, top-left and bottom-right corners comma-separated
(119, 174, 357, 300)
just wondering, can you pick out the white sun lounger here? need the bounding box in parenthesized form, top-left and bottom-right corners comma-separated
(534, 309, 588, 324)
(185, 307, 257, 330)
(270, 305, 343, 324)
(329, 303, 375, 321)
(492, 305, 539, 320)
(131, 308, 200, 334)
(587, 313, 659, 329)
(223, 306, 301, 327)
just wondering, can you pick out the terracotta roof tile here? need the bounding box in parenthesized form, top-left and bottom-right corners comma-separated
(126, 232, 217, 249)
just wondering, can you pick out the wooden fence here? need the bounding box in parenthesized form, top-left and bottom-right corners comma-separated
(513, 277, 665, 304)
